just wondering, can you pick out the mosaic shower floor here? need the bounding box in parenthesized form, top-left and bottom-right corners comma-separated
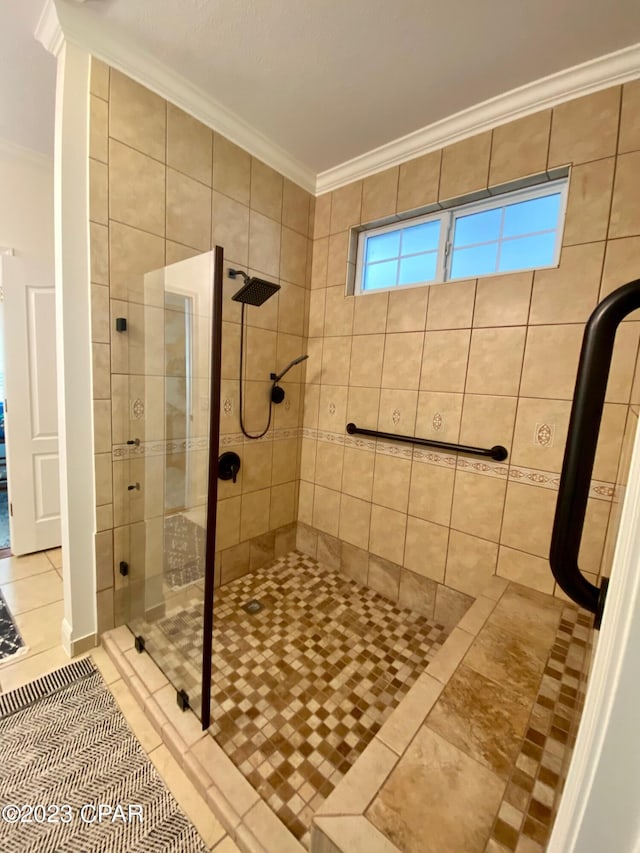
(133, 552, 450, 845)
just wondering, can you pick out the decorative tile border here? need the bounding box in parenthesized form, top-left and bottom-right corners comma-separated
(304, 428, 615, 500)
(113, 427, 303, 459)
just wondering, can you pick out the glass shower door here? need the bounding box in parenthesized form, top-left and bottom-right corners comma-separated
(125, 249, 220, 722)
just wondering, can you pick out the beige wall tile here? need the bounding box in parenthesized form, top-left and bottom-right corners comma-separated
(314, 193, 332, 239)
(240, 488, 270, 541)
(403, 516, 448, 582)
(607, 322, 640, 403)
(362, 167, 399, 222)
(90, 58, 109, 99)
(511, 397, 571, 473)
(445, 530, 498, 596)
(353, 291, 388, 334)
(109, 140, 165, 237)
(466, 327, 526, 396)
(372, 453, 411, 512)
(501, 482, 556, 558)
(415, 391, 463, 443)
(94, 452, 113, 506)
(601, 236, 640, 300)
(311, 237, 329, 289)
(324, 286, 354, 337)
(317, 384, 348, 431)
(330, 181, 362, 233)
(167, 103, 212, 186)
(280, 226, 308, 287)
(426, 280, 476, 330)
(421, 329, 470, 393)
(529, 242, 605, 324)
(211, 191, 249, 266)
(473, 271, 532, 328)
(245, 327, 277, 380)
(369, 504, 407, 564)
(165, 241, 199, 265)
(315, 441, 345, 490)
(408, 463, 455, 528)
(91, 284, 110, 343)
(459, 394, 517, 451)
(299, 437, 317, 482)
(398, 569, 438, 617)
(220, 540, 250, 583)
(166, 168, 211, 251)
(397, 151, 441, 214)
(278, 281, 305, 336)
(321, 336, 351, 385)
(241, 441, 273, 493)
(97, 588, 114, 633)
(496, 546, 554, 594)
(216, 496, 241, 551)
(489, 110, 551, 186)
(250, 158, 283, 221)
(386, 286, 429, 332)
(368, 555, 401, 601)
(213, 135, 251, 205)
(381, 331, 424, 390)
(338, 494, 371, 549)
(341, 541, 369, 585)
(594, 403, 627, 482)
(109, 221, 165, 302)
(282, 179, 311, 236)
(90, 159, 108, 225)
(579, 498, 611, 575)
(90, 222, 109, 286)
(609, 151, 640, 239)
(619, 80, 640, 154)
(342, 447, 375, 501)
(90, 95, 108, 163)
(313, 485, 341, 536)
(93, 399, 112, 454)
(248, 210, 281, 277)
(327, 231, 349, 286)
(451, 471, 507, 542)
(270, 482, 296, 529)
(439, 132, 492, 201)
(563, 158, 615, 245)
(92, 343, 111, 399)
(298, 480, 314, 525)
(548, 87, 621, 167)
(377, 388, 418, 433)
(520, 324, 584, 399)
(109, 69, 166, 161)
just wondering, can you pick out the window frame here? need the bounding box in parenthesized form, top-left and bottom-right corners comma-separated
(354, 177, 569, 295)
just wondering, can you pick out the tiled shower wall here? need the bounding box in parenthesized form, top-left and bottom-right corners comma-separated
(300, 81, 640, 609)
(88, 59, 313, 632)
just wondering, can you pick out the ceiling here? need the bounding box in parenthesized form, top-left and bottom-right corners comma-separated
(2, 1, 640, 179)
(0, 0, 56, 156)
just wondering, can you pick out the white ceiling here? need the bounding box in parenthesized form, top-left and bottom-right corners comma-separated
(0, 0, 56, 156)
(3, 1, 640, 179)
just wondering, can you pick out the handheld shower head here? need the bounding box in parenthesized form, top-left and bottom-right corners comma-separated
(271, 354, 309, 383)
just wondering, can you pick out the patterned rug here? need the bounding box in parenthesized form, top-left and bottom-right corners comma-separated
(0, 658, 208, 852)
(0, 590, 24, 662)
(164, 514, 205, 590)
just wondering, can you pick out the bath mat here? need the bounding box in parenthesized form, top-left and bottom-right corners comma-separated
(0, 658, 208, 852)
(0, 590, 24, 662)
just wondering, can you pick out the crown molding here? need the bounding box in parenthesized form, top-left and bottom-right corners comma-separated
(316, 43, 640, 195)
(35, 0, 64, 57)
(0, 137, 54, 170)
(52, 2, 316, 193)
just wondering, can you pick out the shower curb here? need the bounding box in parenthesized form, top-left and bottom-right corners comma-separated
(102, 626, 304, 853)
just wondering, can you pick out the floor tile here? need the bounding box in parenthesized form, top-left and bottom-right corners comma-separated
(0, 552, 53, 584)
(13, 600, 64, 659)
(1, 570, 63, 616)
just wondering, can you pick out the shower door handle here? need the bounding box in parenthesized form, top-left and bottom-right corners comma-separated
(550, 278, 640, 629)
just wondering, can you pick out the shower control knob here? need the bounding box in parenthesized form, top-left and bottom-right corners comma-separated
(218, 452, 241, 484)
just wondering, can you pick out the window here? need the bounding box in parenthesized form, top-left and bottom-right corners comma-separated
(355, 178, 568, 294)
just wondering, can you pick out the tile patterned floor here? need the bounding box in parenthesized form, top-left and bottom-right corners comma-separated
(486, 605, 591, 852)
(136, 551, 450, 846)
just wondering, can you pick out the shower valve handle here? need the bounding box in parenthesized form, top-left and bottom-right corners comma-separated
(218, 452, 241, 484)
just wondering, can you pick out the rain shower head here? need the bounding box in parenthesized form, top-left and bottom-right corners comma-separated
(229, 268, 280, 307)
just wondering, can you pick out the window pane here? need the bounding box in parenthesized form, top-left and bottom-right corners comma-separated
(503, 193, 561, 238)
(398, 252, 437, 285)
(401, 220, 441, 254)
(450, 243, 498, 279)
(499, 232, 557, 272)
(454, 208, 502, 247)
(366, 231, 401, 263)
(363, 260, 397, 290)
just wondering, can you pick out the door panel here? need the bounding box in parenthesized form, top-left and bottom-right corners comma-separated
(1, 255, 60, 555)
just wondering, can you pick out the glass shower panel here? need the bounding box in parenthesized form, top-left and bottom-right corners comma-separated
(126, 250, 216, 721)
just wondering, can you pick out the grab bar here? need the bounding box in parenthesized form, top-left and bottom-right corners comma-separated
(345, 422, 508, 461)
(550, 278, 640, 629)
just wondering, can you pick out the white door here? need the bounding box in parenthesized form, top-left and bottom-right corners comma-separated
(1, 254, 60, 555)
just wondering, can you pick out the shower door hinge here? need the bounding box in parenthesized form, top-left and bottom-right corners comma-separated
(176, 689, 190, 712)
(134, 635, 145, 653)
(9, 502, 12, 517)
